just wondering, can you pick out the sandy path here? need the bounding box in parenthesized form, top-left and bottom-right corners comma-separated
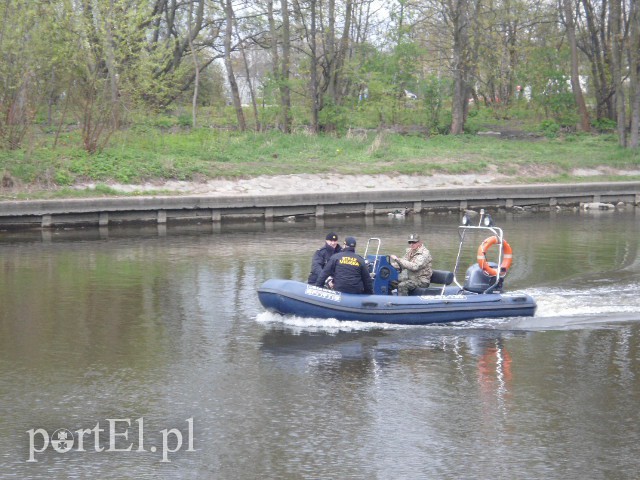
(83, 172, 512, 196)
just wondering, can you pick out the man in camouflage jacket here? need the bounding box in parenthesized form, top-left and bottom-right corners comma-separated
(390, 234, 432, 296)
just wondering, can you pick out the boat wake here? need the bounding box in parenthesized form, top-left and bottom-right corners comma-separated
(498, 282, 640, 330)
(503, 312, 640, 331)
(529, 282, 640, 317)
(255, 311, 417, 333)
(256, 310, 524, 333)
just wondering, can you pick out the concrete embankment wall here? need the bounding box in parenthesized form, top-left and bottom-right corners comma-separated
(0, 181, 638, 230)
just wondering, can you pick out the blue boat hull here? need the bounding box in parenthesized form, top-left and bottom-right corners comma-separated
(257, 279, 537, 325)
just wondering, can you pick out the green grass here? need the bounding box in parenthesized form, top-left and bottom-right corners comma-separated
(0, 123, 638, 199)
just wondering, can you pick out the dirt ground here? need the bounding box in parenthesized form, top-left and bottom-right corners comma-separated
(92, 172, 509, 196)
(76, 167, 640, 197)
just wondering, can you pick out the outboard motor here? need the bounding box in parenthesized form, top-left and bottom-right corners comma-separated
(463, 263, 503, 294)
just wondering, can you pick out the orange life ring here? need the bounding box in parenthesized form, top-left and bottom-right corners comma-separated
(477, 236, 513, 276)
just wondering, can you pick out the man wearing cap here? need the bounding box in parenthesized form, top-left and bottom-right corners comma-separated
(307, 232, 342, 285)
(390, 233, 432, 295)
(316, 236, 373, 294)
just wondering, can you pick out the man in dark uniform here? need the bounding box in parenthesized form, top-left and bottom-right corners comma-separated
(316, 236, 373, 294)
(307, 232, 342, 284)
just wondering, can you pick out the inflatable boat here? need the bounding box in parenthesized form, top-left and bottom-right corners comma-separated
(258, 211, 537, 325)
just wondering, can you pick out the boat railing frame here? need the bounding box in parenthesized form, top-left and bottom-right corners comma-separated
(364, 237, 382, 278)
(453, 209, 505, 294)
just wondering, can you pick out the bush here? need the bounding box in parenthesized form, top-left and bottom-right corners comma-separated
(54, 170, 74, 186)
(540, 119, 560, 138)
(318, 98, 348, 133)
(177, 114, 192, 128)
(592, 118, 616, 133)
(148, 116, 176, 129)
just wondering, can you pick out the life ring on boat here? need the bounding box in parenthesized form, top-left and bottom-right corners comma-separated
(477, 236, 513, 276)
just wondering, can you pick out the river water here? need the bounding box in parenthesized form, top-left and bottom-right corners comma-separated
(1, 209, 639, 479)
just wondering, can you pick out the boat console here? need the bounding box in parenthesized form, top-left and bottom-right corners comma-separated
(365, 253, 399, 295)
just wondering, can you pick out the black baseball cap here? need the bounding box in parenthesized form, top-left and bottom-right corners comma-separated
(326, 233, 338, 241)
(344, 236, 357, 247)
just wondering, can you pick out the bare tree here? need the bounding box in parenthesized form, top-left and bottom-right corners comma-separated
(265, 0, 292, 132)
(323, 0, 352, 106)
(101, 0, 121, 129)
(629, 0, 640, 147)
(610, 0, 625, 146)
(280, 0, 292, 133)
(310, 0, 319, 132)
(447, 0, 472, 134)
(234, 13, 261, 131)
(188, 0, 201, 128)
(579, 0, 615, 121)
(563, 0, 590, 131)
(222, 0, 247, 130)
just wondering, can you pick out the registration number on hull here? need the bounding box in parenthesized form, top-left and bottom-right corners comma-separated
(305, 285, 342, 302)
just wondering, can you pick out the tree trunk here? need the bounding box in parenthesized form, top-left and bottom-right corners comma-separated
(188, 0, 200, 128)
(450, 0, 470, 135)
(103, 0, 120, 129)
(610, 0, 626, 146)
(581, 0, 615, 120)
(563, 0, 590, 132)
(235, 19, 260, 131)
(280, 0, 292, 133)
(629, 0, 640, 148)
(267, 0, 279, 121)
(222, 0, 246, 131)
(310, 0, 319, 133)
(333, 0, 352, 105)
(451, 73, 466, 134)
(327, 0, 336, 102)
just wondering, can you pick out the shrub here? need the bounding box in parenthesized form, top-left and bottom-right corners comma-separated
(540, 119, 560, 138)
(177, 114, 192, 128)
(591, 118, 616, 133)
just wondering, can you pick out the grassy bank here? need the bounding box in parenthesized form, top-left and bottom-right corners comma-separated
(1, 124, 639, 199)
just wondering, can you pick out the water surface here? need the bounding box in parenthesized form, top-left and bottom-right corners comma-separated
(1, 209, 639, 479)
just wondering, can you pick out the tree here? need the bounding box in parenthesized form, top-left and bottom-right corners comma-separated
(280, 0, 292, 133)
(562, 0, 590, 131)
(447, 0, 474, 134)
(309, 0, 319, 132)
(610, 0, 626, 146)
(628, 0, 640, 147)
(266, 0, 291, 132)
(0, 1, 52, 149)
(188, 0, 201, 128)
(222, 0, 246, 131)
(579, 0, 614, 121)
(4, 0, 640, 149)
